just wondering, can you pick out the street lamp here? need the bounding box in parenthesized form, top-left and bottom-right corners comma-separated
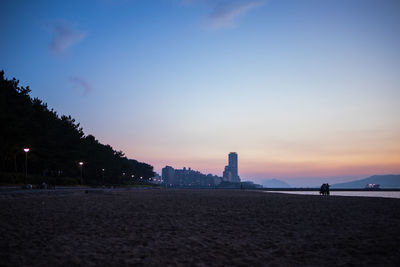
(23, 148, 30, 184)
(79, 162, 84, 185)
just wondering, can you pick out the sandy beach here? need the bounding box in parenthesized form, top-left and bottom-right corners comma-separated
(1, 189, 399, 266)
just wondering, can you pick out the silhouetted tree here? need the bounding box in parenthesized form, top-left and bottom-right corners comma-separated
(0, 70, 154, 185)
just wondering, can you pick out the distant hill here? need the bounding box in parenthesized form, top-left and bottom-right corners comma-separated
(332, 175, 400, 189)
(261, 179, 291, 188)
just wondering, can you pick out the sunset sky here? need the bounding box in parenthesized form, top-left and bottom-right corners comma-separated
(1, 0, 399, 186)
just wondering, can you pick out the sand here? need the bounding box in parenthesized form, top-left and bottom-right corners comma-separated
(0, 189, 399, 266)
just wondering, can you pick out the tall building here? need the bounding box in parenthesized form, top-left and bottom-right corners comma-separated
(223, 152, 240, 183)
(161, 166, 175, 185)
(228, 152, 238, 179)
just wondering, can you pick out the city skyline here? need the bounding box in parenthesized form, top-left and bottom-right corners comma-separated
(1, 0, 399, 186)
(162, 152, 242, 187)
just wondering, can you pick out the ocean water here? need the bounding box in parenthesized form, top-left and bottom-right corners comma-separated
(267, 191, 400, 199)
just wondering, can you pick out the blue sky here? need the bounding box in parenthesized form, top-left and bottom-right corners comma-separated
(1, 0, 399, 186)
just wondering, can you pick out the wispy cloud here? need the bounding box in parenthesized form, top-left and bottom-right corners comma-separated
(69, 76, 93, 95)
(208, 0, 265, 29)
(49, 21, 85, 54)
(182, 0, 266, 29)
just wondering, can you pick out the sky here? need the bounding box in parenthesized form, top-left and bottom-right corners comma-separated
(1, 0, 399, 186)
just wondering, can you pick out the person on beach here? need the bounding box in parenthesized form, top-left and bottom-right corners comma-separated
(320, 184, 326, 195)
(320, 183, 330, 195)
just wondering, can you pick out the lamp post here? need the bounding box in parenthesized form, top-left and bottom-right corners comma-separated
(79, 162, 84, 185)
(23, 148, 30, 184)
(102, 168, 105, 185)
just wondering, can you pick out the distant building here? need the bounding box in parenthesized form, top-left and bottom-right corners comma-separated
(229, 152, 238, 178)
(223, 165, 232, 181)
(161, 165, 221, 188)
(223, 152, 240, 183)
(162, 166, 175, 185)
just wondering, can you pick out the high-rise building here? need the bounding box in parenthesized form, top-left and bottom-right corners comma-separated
(162, 166, 175, 185)
(223, 152, 240, 182)
(229, 152, 238, 179)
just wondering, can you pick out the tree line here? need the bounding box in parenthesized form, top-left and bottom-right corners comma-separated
(0, 70, 154, 185)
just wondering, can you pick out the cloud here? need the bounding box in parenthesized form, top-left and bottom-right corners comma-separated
(49, 21, 85, 54)
(182, 0, 265, 29)
(207, 0, 265, 29)
(69, 76, 93, 95)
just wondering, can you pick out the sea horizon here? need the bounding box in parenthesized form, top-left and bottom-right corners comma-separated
(264, 190, 400, 199)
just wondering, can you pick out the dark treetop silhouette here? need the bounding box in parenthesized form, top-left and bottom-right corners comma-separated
(0, 70, 154, 185)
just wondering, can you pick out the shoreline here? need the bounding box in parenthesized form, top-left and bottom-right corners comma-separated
(1, 186, 400, 199)
(258, 190, 400, 199)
